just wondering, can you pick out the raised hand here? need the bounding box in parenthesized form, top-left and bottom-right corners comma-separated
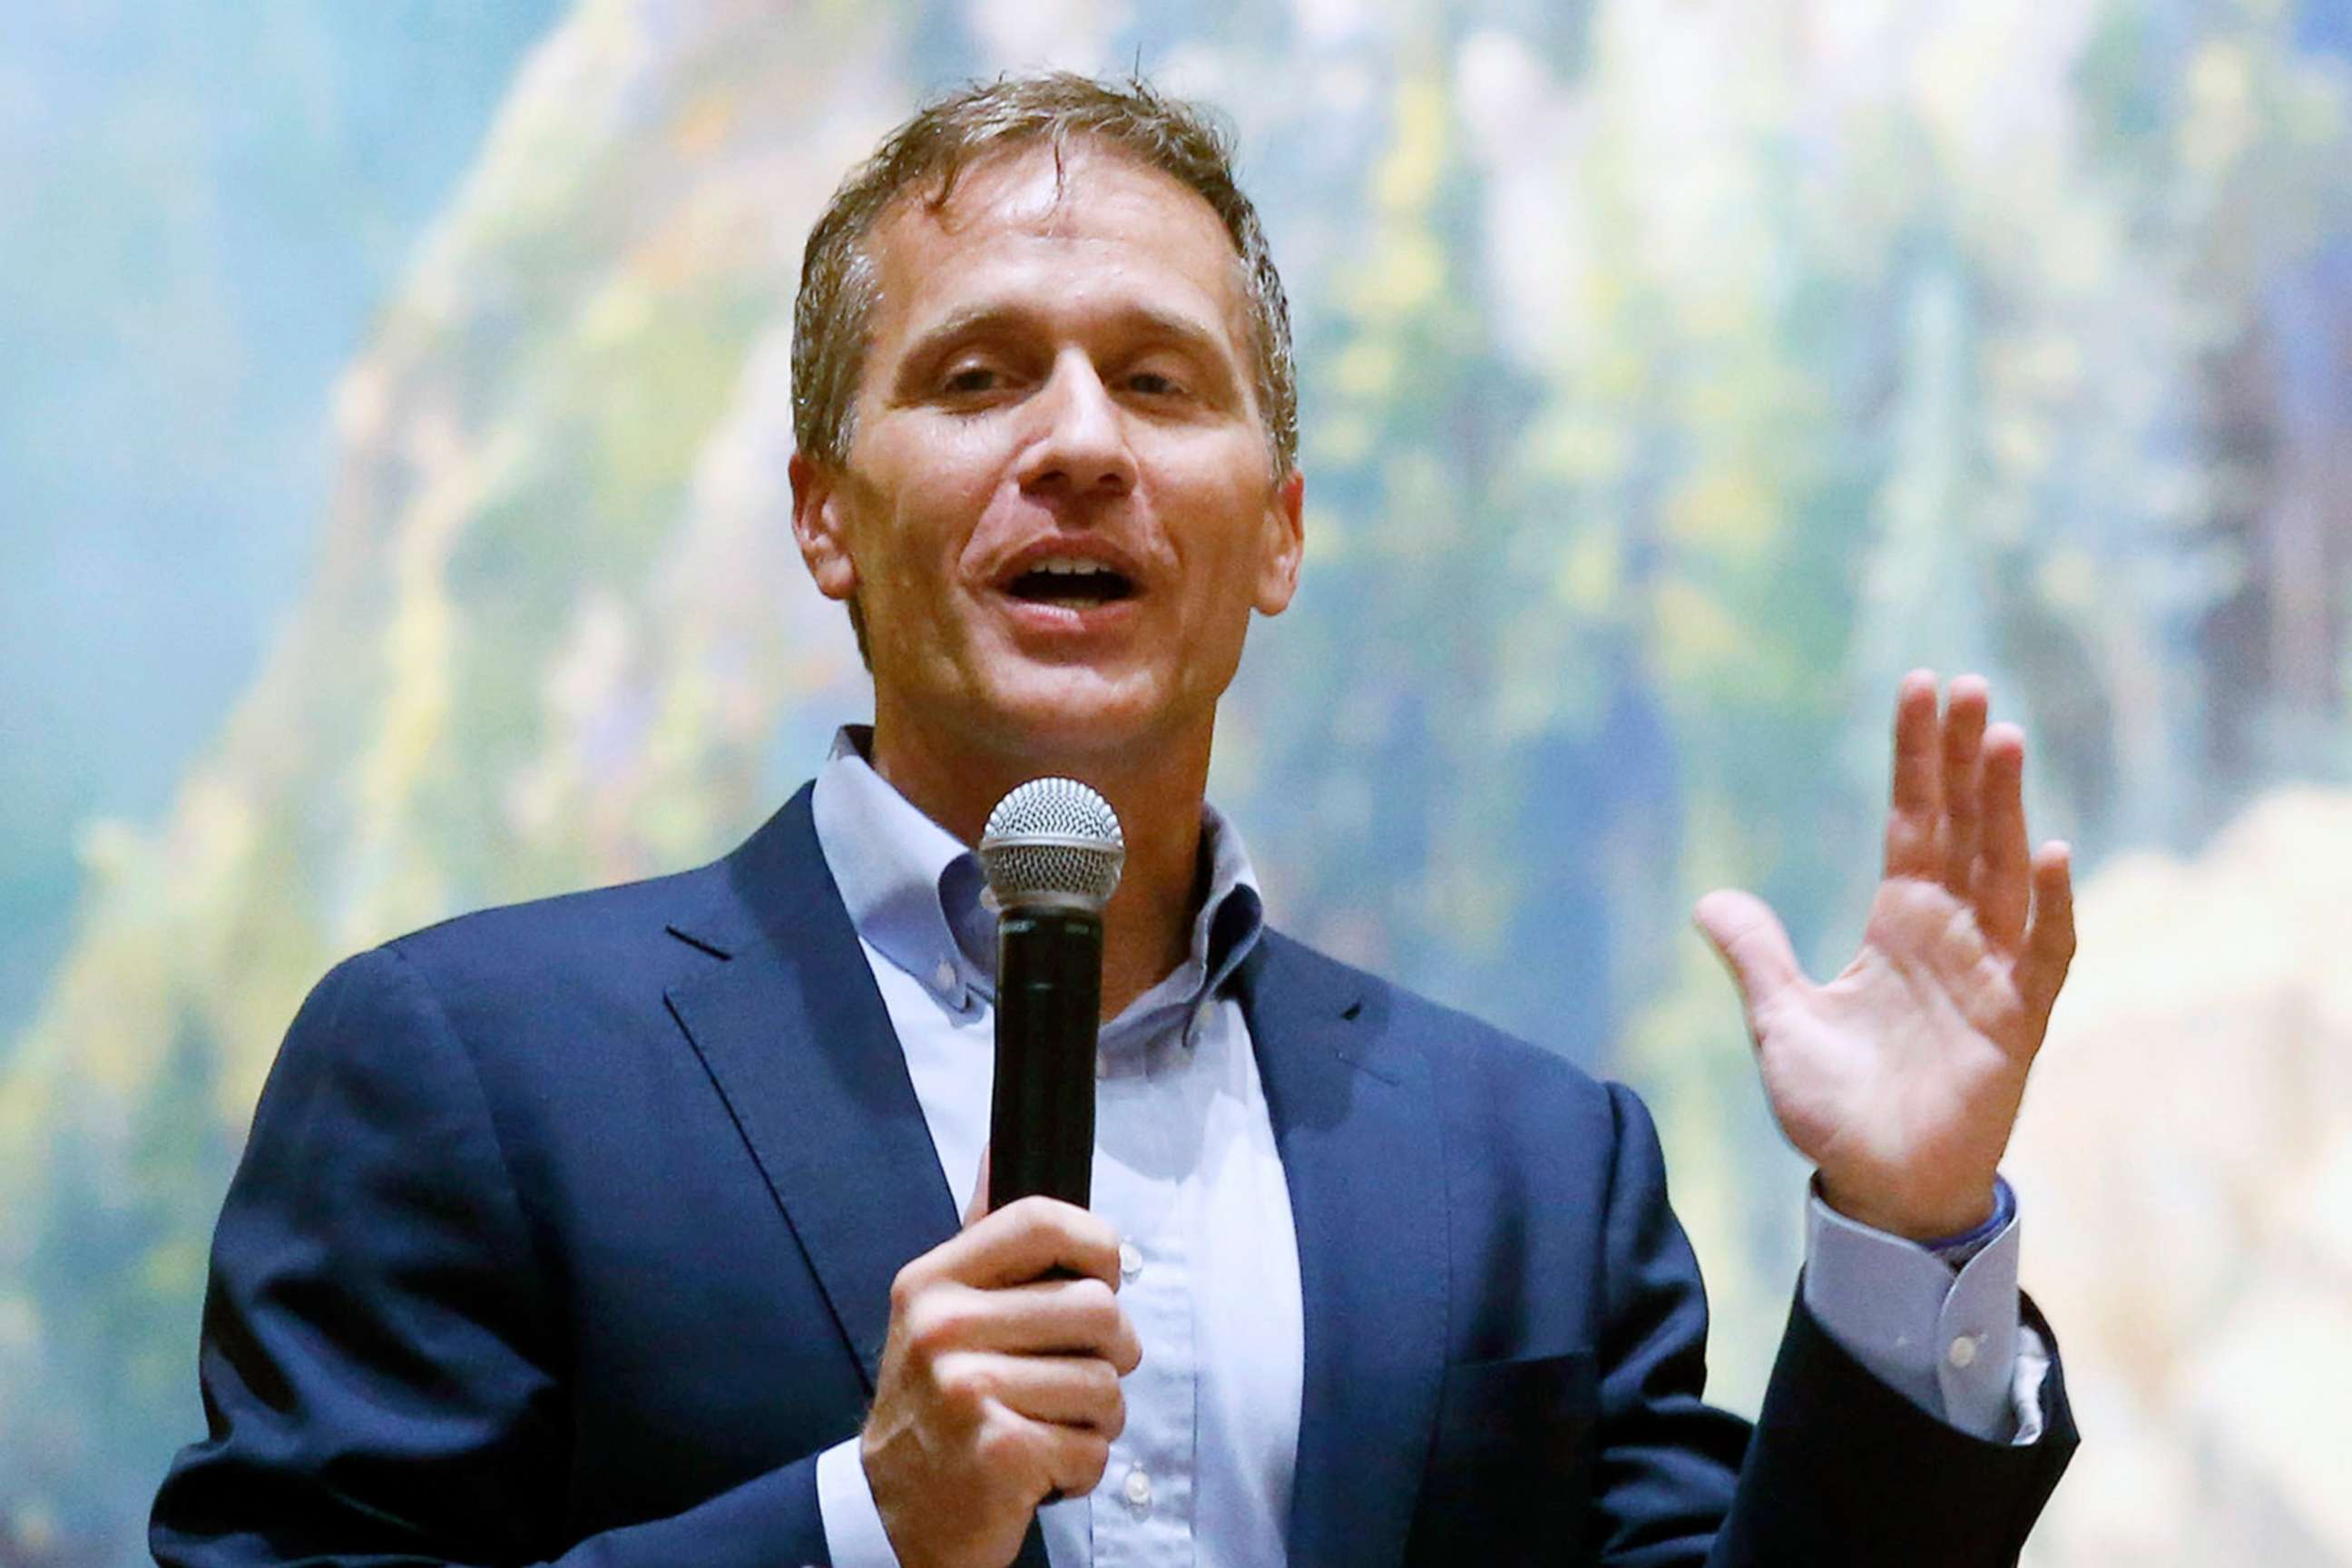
(862, 1187, 1142, 1568)
(1692, 671, 2077, 1240)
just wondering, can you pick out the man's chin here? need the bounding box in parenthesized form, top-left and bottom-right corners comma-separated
(969, 676, 1190, 764)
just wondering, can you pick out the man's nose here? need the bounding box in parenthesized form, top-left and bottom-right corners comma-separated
(1015, 354, 1136, 499)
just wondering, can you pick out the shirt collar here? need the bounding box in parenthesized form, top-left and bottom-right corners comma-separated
(808, 725, 1264, 1034)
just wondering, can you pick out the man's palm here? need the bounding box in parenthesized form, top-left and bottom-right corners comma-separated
(1695, 673, 2076, 1240)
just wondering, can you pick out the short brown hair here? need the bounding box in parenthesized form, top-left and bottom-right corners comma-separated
(790, 72, 1298, 477)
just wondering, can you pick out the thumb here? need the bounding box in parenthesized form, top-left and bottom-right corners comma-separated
(964, 1146, 993, 1229)
(1692, 889, 1806, 1026)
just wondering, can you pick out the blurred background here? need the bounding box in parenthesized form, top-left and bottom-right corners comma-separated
(4, 0, 2349, 1561)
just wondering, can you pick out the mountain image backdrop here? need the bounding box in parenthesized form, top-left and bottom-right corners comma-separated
(4, 1, 2349, 1562)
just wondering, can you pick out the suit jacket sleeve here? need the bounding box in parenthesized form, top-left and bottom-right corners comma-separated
(1590, 1082, 2078, 1568)
(149, 946, 835, 1568)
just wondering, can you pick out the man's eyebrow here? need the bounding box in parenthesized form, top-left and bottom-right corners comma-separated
(893, 304, 1035, 363)
(897, 301, 1240, 369)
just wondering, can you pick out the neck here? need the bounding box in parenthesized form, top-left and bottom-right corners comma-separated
(867, 714, 1210, 1020)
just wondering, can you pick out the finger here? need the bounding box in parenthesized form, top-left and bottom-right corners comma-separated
(911, 1276, 1137, 1364)
(969, 1407, 1109, 1504)
(907, 1196, 1122, 1295)
(2018, 841, 2075, 1031)
(938, 1351, 1126, 1434)
(1975, 724, 2032, 952)
(1692, 889, 1808, 1030)
(1034, 1418, 1113, 1499)
(1884, 671, 1945, 881)
(1938, 676, 1990, 897)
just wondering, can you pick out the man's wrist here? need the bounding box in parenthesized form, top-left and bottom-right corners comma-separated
(1814, 1172, 1999, 1243)
(1916, 1176, 2015, 1265)
(816, 1435, 903, 1567)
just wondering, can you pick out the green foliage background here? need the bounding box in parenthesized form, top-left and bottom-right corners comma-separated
(4, 0, 2349, 1562)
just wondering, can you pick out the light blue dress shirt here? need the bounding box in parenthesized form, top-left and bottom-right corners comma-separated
(808, 730, 2038, 1566)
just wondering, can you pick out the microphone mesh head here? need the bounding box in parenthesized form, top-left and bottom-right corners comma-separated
(978, 778, 1125, 912)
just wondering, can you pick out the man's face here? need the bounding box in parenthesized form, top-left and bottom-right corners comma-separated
(791, 142, 1303, 770)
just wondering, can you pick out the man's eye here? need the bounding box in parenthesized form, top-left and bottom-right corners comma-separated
(940, 366, 1003, 395)
(1127, 370, 1187, 397)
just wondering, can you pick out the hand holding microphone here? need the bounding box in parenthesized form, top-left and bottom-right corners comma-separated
(860, 780, 1132, 1568)
(862, 1187, 1140, 1568)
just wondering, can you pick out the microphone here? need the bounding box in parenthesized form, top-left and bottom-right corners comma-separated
(976, 778, 1124, 1212)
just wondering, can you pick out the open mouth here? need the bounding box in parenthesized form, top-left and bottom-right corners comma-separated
(1003, 557, 1137, 608)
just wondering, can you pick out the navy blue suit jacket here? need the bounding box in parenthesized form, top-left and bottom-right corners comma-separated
(152, 786, 2075, 1566)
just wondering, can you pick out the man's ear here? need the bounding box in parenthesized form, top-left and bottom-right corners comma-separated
(789, 451, 859, 603)
(1253, 466, 1306, 616)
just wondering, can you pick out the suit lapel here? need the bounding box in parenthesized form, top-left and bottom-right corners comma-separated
(1241, 934, 1448, 1568)
(663, 786, 960, 1391)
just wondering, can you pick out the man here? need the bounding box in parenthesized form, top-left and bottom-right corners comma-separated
(153, 74, 2079, 1567)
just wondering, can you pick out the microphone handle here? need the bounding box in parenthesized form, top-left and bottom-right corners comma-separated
(987, 907, 1101, 1211)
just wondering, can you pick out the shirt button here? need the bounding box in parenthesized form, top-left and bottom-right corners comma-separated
(1947, 1334, 1979, 1369)
(1122, 1464, 1152, 1513)
(932, 959, 956, 995)
(1192, 1000, 1216, 1035)
(1119, 1241, 1142, 1280)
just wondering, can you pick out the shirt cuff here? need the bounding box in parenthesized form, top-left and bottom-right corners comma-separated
(816, 1436, 903, 1567)
(1801, 1180, 2024, 1442)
